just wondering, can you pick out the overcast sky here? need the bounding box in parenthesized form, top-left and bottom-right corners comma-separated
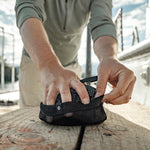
(79, 0, 148, 66)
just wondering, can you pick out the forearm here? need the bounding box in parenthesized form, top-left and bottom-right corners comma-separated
(20, 18, 61, 70)
(94, 36, 118, 61)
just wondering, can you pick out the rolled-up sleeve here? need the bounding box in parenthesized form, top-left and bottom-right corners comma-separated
(15, 0, 47, 28)
(89, 0, 117, 42)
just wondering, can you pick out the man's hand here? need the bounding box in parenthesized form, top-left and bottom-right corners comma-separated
(40, 63, 90, 105)
(20, 18, 90, 105)
(94, 36, 136, 105)
(95, 56, 136, 105)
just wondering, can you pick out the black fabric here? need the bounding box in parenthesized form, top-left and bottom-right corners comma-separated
(39, 76, 107, 126)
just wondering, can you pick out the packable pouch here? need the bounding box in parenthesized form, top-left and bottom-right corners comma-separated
(39, 76, 107, 126)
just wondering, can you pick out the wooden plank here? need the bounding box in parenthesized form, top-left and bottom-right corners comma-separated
(81, 101, 150, 150)
(0, 107, 80, 150)
(0, 105, 19, 115)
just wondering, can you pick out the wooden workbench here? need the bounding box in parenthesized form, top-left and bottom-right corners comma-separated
(0, 101, 150, 150)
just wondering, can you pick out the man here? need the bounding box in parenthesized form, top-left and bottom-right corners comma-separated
(15, 0, 136, 107)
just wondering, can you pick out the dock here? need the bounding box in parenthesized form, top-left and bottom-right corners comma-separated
(0, 101, 149, 150)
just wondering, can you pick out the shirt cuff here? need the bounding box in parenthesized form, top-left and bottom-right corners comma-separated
(91, 24, 117, 43)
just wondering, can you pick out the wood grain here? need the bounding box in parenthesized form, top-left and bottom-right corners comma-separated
(0, 107, 80, 150)
(0, 101, 150, 150)
(0, 105, 19, 115)
(81, 101, 150, 150)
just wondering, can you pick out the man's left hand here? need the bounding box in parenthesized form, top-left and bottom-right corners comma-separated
(95, 56, 136, 105)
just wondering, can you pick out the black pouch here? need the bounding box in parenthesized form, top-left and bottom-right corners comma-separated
(39, 76, 107, 126)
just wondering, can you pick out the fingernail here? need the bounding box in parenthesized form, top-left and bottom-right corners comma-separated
(82, 98, 89, 104)
(47, 99, 53, 105)
(95, 92, 101, 98)
(47, 101, 51, 105)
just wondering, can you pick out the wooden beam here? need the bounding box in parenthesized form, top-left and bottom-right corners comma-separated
(0, 101, 150, 150)
(81, 101, 150, 150)
(0, 107, 80, 150)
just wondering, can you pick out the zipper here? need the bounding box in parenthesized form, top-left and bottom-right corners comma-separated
(63, 0, 68, 30)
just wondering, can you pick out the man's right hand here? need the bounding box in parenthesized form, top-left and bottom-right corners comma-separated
(20, 18, 89, 105)
(40, 62, 90, 105)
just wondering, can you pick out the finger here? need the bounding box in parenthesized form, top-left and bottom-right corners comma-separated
(70, 79, 90, 104)
(103, 71, 135, 101)
(46, 85, 59, 105)
(107, 78, 136, 105)
(59, 83, 72, 103)
(95, 70, 109, 97)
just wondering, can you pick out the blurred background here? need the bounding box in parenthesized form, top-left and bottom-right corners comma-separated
(0, 0, 150, 112)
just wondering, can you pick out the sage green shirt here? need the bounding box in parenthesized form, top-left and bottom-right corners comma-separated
(15, 0, 116, 66)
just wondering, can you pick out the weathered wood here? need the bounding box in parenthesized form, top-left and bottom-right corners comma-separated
(0, 105, 19, 115)
(0, 101, 150, 150)
(0, 107, 80, 150)
(81, 101, 150, 150)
